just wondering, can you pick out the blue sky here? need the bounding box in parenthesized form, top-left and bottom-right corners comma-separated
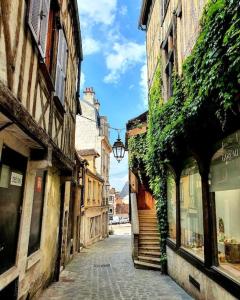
(77, 0, 147, 191)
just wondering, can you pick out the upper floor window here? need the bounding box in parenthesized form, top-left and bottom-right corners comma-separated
(161, 0, 170, 22)
(28, 0, 51, 58)
(55, 29, 68, 104)
(87, 179, 91, 201)
(163, 27, 174, 99)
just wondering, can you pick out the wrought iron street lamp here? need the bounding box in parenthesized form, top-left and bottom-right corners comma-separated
(112, 132, 125, 163)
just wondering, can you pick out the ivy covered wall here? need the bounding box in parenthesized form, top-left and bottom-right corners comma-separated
(128, 0, 240, 272)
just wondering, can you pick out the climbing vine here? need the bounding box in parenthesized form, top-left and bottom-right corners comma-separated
(128, 0, 240, 272)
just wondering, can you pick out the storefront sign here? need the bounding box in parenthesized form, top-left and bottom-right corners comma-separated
(10, 172, 23, 186)
(222, 148, 239, 162)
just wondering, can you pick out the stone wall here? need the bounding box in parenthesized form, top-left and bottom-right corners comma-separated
(167, 247, 237, 300)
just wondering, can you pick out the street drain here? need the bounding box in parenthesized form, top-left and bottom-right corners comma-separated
(94, 264, 110, 268)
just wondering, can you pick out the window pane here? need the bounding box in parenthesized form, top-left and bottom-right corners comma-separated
(180, 158, 204, 260)
(167, 171, 176, 241)
(210, 130, 240, 282)
(28, 170, 46, 256)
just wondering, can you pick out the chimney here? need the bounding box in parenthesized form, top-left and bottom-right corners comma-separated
(83, 87, 95, 104)
(94, 99, 100, 111)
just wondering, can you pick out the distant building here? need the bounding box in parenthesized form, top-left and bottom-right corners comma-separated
(77, 150, 108, 246)
(75, 88, 112, 245)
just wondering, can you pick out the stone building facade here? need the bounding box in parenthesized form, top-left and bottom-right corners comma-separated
(75, 87, 112, 244)
(77, 149, 108, 246)
(139, 0, 240, 299)
(0, 0, 82, 299)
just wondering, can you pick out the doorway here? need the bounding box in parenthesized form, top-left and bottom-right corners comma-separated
(0, 145, 27, 274)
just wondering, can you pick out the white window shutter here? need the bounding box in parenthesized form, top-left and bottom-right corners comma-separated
(39, 0, 50, 57)
(28, 0, 42, 43)
(55, 30, 68, 104)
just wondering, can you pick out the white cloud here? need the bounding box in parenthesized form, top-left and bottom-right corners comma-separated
(139, 63, 148, 108)
(110, 152, 128, 191)
(119, 5, 128, 16)
(104, 42, 146, 83)
(80, 72, 85, 90)
(78, 0, 117, 26)
(83, 37, 101, 56)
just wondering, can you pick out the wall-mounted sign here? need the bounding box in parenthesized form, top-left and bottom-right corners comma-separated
(36, 176, 42, 193)
(10, 172, 23, 186)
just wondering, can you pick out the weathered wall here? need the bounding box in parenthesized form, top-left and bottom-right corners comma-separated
(0, 130, 61, 299)
(146, 0, 161, 88)
(167, 247, 237, 300)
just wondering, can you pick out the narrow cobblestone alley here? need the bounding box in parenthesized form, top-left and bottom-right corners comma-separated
(40, 227, 192, 300)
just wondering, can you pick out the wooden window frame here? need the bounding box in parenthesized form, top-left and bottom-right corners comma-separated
(54, 27, 68, 107)
(166, 154, 240, 298)
(161, 0, 170, 25)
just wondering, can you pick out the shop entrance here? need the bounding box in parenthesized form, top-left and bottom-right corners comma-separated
(0, 145, 27, 274)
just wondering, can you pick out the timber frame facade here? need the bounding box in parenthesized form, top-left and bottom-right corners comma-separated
(139, 0, 240, 299)
(0, 0, 82, 299)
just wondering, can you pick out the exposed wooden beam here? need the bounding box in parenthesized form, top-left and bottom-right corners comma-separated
(0, 80, 74, 171)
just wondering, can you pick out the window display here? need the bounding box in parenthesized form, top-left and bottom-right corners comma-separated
(167, 170, 176, 241)
(180, 158, 204, 259)
(210, 130, 240, 282)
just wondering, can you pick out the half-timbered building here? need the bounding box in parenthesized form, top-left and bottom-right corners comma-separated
(0, 0, 82, 298)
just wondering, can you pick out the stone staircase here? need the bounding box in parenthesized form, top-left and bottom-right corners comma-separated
(134, 210, 161, 270)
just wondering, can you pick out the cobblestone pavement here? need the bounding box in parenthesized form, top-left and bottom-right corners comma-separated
(40, 233, 192, 300)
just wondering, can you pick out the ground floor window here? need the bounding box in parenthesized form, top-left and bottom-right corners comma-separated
(167, 170, 176, 241)
(89, 215, 101, 239)
(180, 158, 204, 260)
(210, 130, 240, 282)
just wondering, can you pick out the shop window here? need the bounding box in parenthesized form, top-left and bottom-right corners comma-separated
(28, 170, 46, 256)
(180, 158, 204, 260)
(210, 130, 240, 282)
(167, 170, 176, 241)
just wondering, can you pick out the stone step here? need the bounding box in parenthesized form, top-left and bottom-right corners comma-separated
(139, 220, 157, 223)
(134, 260, 161, 271)
(140, 225, 158, 228)
(138, 210, 156, 213)
(139, 250, 161, 257)
(139, 241, 160, 245)
(140, 230, 159, 234)
(139, 232, 160, 236)
(139, 215, 157, 218)
(139, 236, 160, 240)
(139, 244, 160, 250)
(138, 255, 161, 264)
